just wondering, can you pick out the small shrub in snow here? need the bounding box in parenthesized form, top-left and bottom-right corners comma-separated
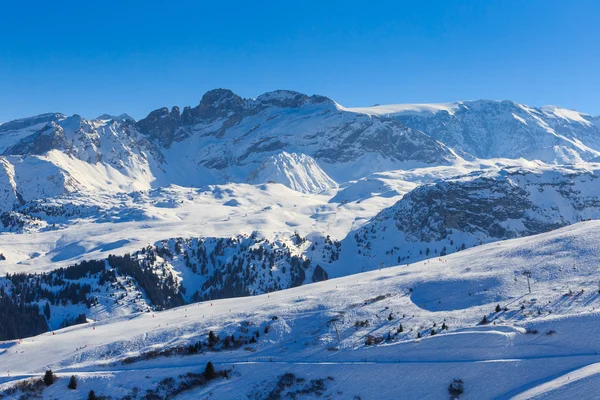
(448, 379, 464, 398)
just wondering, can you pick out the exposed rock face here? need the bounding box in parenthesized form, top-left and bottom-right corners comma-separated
(0, 113, 64, 134)
(135, 89, 249, 146)
(135, 106, 183, 147)
(4, 122, 67, 156)
(131, 89, 456, 179)
(96, 113, 136, 123)
(351, 100, 600, 163)
(343, 165, 600, 270)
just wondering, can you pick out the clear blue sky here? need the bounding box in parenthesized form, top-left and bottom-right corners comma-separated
(1, 0, 598, 122)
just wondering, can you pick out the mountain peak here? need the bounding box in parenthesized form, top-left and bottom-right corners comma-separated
(0, 112, 66, 133)
(246, 151, 337, 193)
(255, 90, 334, 108)
(197, 88, 245, 114)
(96, 113, 136, 123)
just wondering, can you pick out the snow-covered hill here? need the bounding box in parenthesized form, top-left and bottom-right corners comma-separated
(336, 164, 600, 276)
(347, 100, 600, 163)
(3, 221, 600, 399)
(246, 152, 337, 193)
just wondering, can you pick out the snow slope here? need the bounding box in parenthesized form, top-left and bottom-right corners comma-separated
(3, 221, 600, 399)
(246, 152, 337, 193)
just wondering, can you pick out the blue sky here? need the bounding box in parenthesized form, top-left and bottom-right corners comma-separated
(1, 0, 598, 121)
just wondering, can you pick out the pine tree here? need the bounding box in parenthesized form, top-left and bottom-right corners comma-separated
(417, 331, 421, 338)
(68, 375, 77, 390)
(43, 369, 55, 386)
(44, 302, 51, 320)
(398, 324, 404, 333)
(208, 330, 218, 348)
(495, 304, 501, 313)
(481, 315, 488, 325)
(88, 390, 97, 400)
(204, 361, 216, 380)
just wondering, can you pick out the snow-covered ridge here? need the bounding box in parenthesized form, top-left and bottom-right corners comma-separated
(343, 101, 463, 116)
(246, 152, 337, 193)
(346, 99, 600, 164)
(0, 89, 458, 210)
(335, 164, 600, 276)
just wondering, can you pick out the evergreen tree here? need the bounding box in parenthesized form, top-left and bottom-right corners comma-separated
(68, 375, 77, 390)
(43, 369, 55, 386)
(44, 302, 51, 320)
(204, 361, 216, 380)
(398, 324, 404, 333)
(208, 330, 218, 348)
(88, 390, 98, 400)
(495, 304, 502, 312)
(481, 315, 488, 325)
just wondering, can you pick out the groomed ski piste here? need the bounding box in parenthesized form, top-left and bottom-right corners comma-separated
(3, 220, 600, 399)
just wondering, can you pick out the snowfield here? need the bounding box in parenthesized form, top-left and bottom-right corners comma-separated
(3, 221, 600, 399)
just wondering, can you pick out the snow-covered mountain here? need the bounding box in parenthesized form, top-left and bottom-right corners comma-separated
(0, 89, 458, 210)
(347, 100, 600, 163)
(246, 152, 337, 193)
(338, 164, 600, 275)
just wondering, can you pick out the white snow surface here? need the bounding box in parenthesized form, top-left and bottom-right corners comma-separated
(3, 221, 600, 399)
(246, 152, 337, 193)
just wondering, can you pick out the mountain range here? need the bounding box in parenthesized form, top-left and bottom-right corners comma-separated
(2, 90, 599, 213)
(2, 89, 600, 399)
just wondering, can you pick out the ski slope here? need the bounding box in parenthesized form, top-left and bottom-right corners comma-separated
(3, 221, 600, 399)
